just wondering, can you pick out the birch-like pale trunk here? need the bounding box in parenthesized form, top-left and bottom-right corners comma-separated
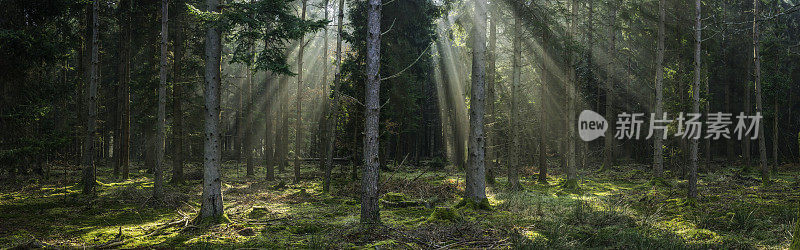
(689, 0, 701, 199)
(465, 0, 487, 202)
(154, 0, 168, 200)
(653, 0, 665, 178)
(200, 0, 224, 219)
(362, 0, 382, 224)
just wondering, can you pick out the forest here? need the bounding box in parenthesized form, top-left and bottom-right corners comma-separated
(2, 0, 800, 248)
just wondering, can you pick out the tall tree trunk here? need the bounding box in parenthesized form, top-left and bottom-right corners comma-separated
(653, 0, 665, 178)
(773, 94, 778, 173)
(245, 66, 254, 177)
(465, 0, 487, 202)
(294, 0, 307, 184)
(171, 0, 184, 184)
(361, 0, 382, 224)
(704, 68, 711, 168)
(744, 57, 752, 171)
(538, 69, 547, 184)
(317, 0, 330, 185)
(602, 4, 616, 171)
(689, 0, 701, 199)
(82, 0, 99, 195)
(279, 75, 289, 173)
(564, 0, 577, 187)
(753, 0, 769, 184)
(484, 0, 497, 186)
(121, 0, 131, 180)
(154, 0, 168, 200)
(200, 0, 224, 219)
(323, 0, 345, 193)
(264, 70, 275, 181)
(508, 15, 521, 191)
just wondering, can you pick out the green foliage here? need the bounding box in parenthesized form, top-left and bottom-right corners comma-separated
(221, 0, 327, 75)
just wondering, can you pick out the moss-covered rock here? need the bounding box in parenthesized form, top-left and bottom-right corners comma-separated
(426, 207, 461, 223)
(382, 192, 407, 203)
(248, 206, 270, 219)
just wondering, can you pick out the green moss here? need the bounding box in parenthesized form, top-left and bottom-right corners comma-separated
(193, 214, 231, 226)
(791, 203, 800, 250)
(426, 207, 461, 223)
(455, 198, 492, 210)
(381, 192, 407, 202)
(560, 179, 579, 190)
(248, 206, 271, 219)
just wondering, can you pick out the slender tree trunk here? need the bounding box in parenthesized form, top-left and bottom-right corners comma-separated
(689, 0, 701, 199)
(279, 75, 289, 173)
(294, 0, 307, 184)
(466, 0, 487, 202)
(653, 0, 665, 178)
(323, 0, 345, 193)
(704, 68, 711, 168)
(753, 0, 769, 184)
(264, 70, 275, 181)
(773, 95, 778, 173)
(318, 0, 330, 186)
(602, 5, 616, 171)
(538, 71, 547, 184)
(200, 0, 224, 219)
(154, 0, 168, 200)
(361, 0, 382, 224)
(564, 0, 577, 187)
(485, 0, 497, 186)
(508, 15, 521, 191)
(245, 66, 254, 177)
(744, 59, 752, 171)
(82, 0, 99, 195)
(171, 0, 184, 184)
(121, 0, 131, 180)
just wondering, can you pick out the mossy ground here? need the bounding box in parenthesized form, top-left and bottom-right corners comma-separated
(0, 161, 798, 248)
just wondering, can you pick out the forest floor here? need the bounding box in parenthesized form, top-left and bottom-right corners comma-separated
(0, 160, 798, 249)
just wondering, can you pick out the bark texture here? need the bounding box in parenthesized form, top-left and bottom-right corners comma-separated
(465, 0, 487, 202)
(200, 0, 224, 219)
(361, 0, 382, 224)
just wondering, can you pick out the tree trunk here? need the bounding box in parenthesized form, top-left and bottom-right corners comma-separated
(323, 0, 346, 193)
(653, 0, 665, 178)
(82, 0, 99, 195)
(564, 0, 577, 187)
(508, 15, 521, 191)
(264, 70, 275, 181)
(753, 0, 769, 184)
(773, 94, 778, 173)
(154, 0, 168, 200)
(361, 0, 382, 224)
(484, 0, 497, 186)
(245, 66, 254, 177)
(200, 0, 224, 219)
(689, 0, 700, 199)
(704, 68, 711, 168)
(466, 0, 487, 202)
(744, 57, 752, 171)
(171, 0, 184, 184)
(294, 0, 307, 184)
(602, 5, 616, 171)
(318, 0, 330, 187)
